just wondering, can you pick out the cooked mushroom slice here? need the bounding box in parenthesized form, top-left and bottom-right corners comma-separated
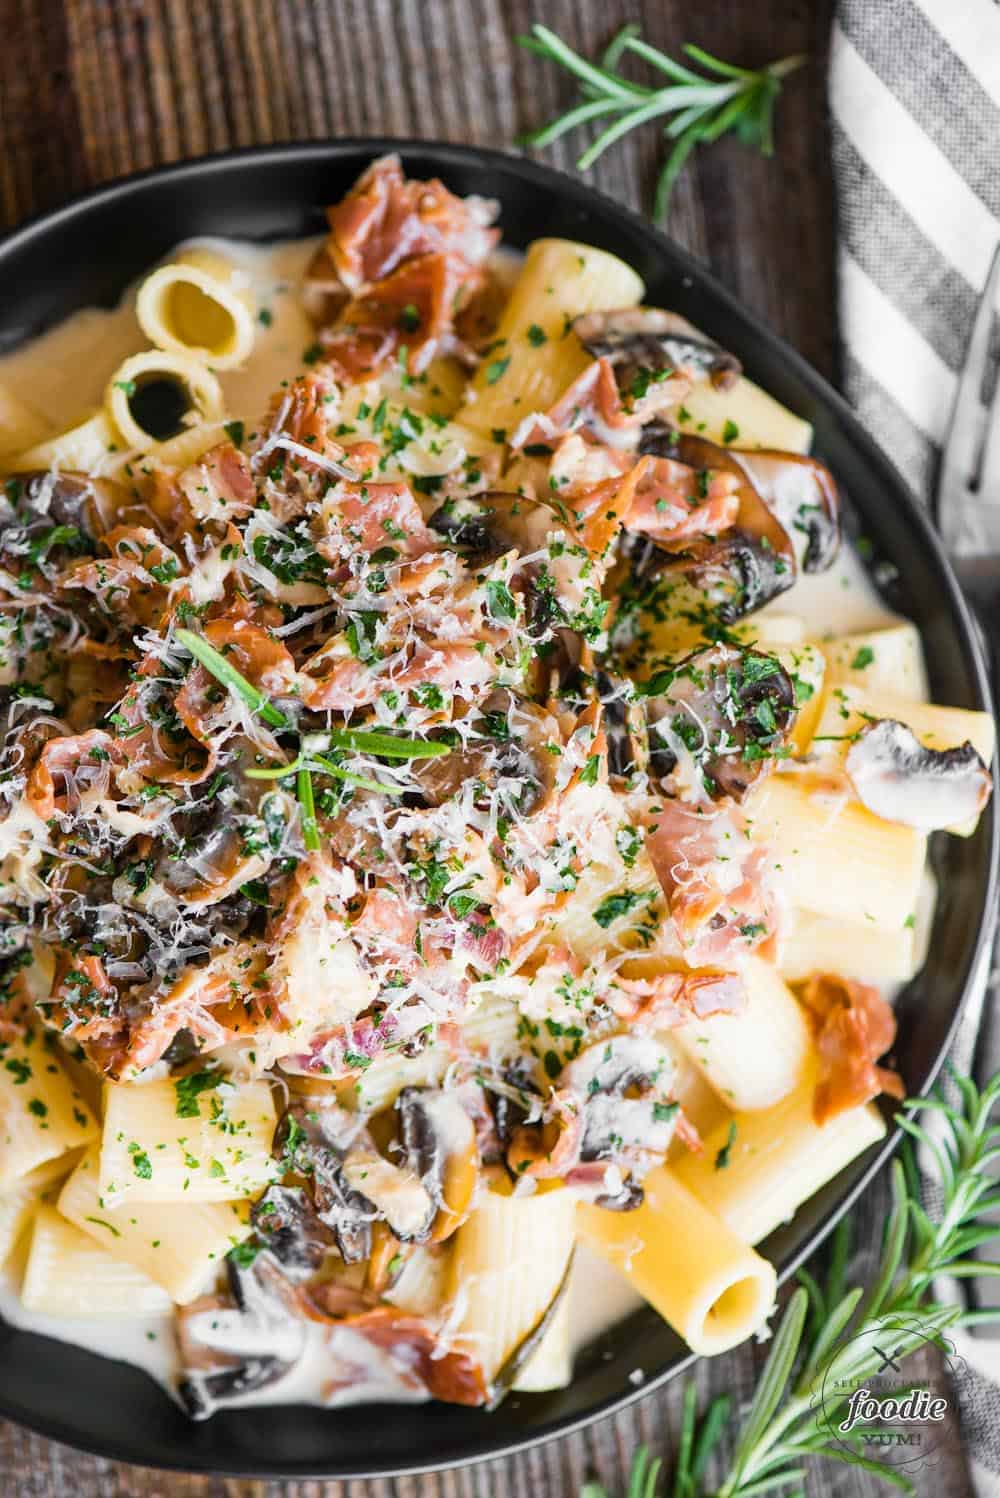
(365, 1221, 412, 1294)
(176, 1253, 305, 1419)
(1, 470, 118, 553)
(644, 644, 797, 801)
(274, 1100, 373, 1263)
(397, 1087, 480, 1242)
(156, 802, 271, 906)
(410, 689, 559, 817)
(251, 1184, 336, 1278)
(341, 1146, 437, 1242)
(478, 1066, 542, 1165)
(845, 719, 993, 830)
(427, 491, 568, 640)
(730, 450, 841, 573)
(562, 1034, 680, 1206)
(633, 430, 796, 621)
(427, 490, 553, 563)
(573, 308, 741, 392)
(597, 669, 646, 782)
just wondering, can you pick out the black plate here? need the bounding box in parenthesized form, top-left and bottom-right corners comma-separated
(0, 140, 996, 1478)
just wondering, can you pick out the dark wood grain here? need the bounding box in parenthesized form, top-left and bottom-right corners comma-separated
(0, 1, 972, 1495)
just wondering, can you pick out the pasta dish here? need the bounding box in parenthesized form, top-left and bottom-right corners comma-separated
(0, 157, 993, 1416)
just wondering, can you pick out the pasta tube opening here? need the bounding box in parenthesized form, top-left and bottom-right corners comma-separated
(105, 350, 224, 451)
(698, 1273, 776, 1353)
(136, 249, 256, 369)
(577, 1166, 777, 1357)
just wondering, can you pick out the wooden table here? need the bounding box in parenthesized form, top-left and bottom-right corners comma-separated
(0, 1, 975, 1495)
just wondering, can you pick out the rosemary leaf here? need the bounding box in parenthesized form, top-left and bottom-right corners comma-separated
(296, 765, 320, 851)
(175, 627, 288, 729)
(326, 726, 451, 759)
(310, 752, 404, 796)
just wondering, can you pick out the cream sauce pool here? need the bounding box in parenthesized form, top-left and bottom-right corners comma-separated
(0, 237, 906, 1409)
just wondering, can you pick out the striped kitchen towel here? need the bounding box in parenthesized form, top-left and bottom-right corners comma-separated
(830, 3, 1000, 1493)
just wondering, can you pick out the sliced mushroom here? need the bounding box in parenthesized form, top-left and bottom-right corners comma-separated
(730, 450, 841, 573)
(845, 719, 992, 830)
(562, 1030, 679, 1192)
(427, 490, 552, 563)
(504, 1035, 680, 1204)
(274, 1100, 374, 1263)
(573, 308, 741, 393)
(176, 1253, 305, 1419)
(409, 689, 559, 817)
(476, 1065, 542, 1166)
(251, 1184, 336, 1278)
(341, 1146, 437, 1241)
(365, 1221, 411, 1294)
(155, 803, 271, 906)
(633, 430, 796, 621)
(397, 1087, 480, 1242)
(427, 490, 572, 641)
(644, 643, 798, 801)
(1, 470, 118, 550)
(597, 669, 646, 782)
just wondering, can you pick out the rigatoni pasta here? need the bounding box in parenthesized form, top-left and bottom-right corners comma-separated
(0, 152, 989, 1419)
(674, 1067, 887, 1247)
(577, 1167, 777, 1355)
(104, 349, 224, 451)
(21, 1206, 172, 1317)
(135, 247, 256, 369)
(99, 1078, 277, 1206)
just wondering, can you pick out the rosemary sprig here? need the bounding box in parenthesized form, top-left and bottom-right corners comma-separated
(173, 628, 449, 833)
(584, 1067, 1000, 1497)
(245, 753, 403, 797)
(518, 24, 805, 219)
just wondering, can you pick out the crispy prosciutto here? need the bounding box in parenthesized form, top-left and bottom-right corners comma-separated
(321, 153, 499, 297)
(644, 799, 783, 966)
(320, 253, 481, 381)
(800, 973, 904, 1124)
(307, 156, 500, 382)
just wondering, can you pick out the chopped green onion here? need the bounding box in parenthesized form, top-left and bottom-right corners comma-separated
(175, 628, 288, 730)
(296, 766, 320, 851)
(326, 727, 451, 759)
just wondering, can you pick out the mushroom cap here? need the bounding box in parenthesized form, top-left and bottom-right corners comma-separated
(397, 1086, 480, 1242)
(730, 450, 841, 573)
(427, 489, 552, 564)
(845, 718, 992, 831)
(632, 430, 797, 622)
(644, 642, 798, 802)
(409, 688, 559, 815)
(561, 1033, 680, 1197)
(176, 1252, 306, 1419)
(274, 1099, 374, 1263)
(573, 308, 741, 392)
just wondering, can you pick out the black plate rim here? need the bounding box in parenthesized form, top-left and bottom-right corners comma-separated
(0, 137, 996, 1479)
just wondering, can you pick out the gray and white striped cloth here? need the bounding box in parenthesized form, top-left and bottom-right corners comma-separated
(830, 3, 1000, 1493)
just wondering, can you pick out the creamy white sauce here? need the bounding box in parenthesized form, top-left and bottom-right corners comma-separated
(0, 1268, 176, 1387)
(0, 236, 911, 1409)
(0, 236, 322, 444)
(768, 543, 897, 637)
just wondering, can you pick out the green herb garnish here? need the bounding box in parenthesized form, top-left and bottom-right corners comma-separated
(519, 24, 804, 219)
